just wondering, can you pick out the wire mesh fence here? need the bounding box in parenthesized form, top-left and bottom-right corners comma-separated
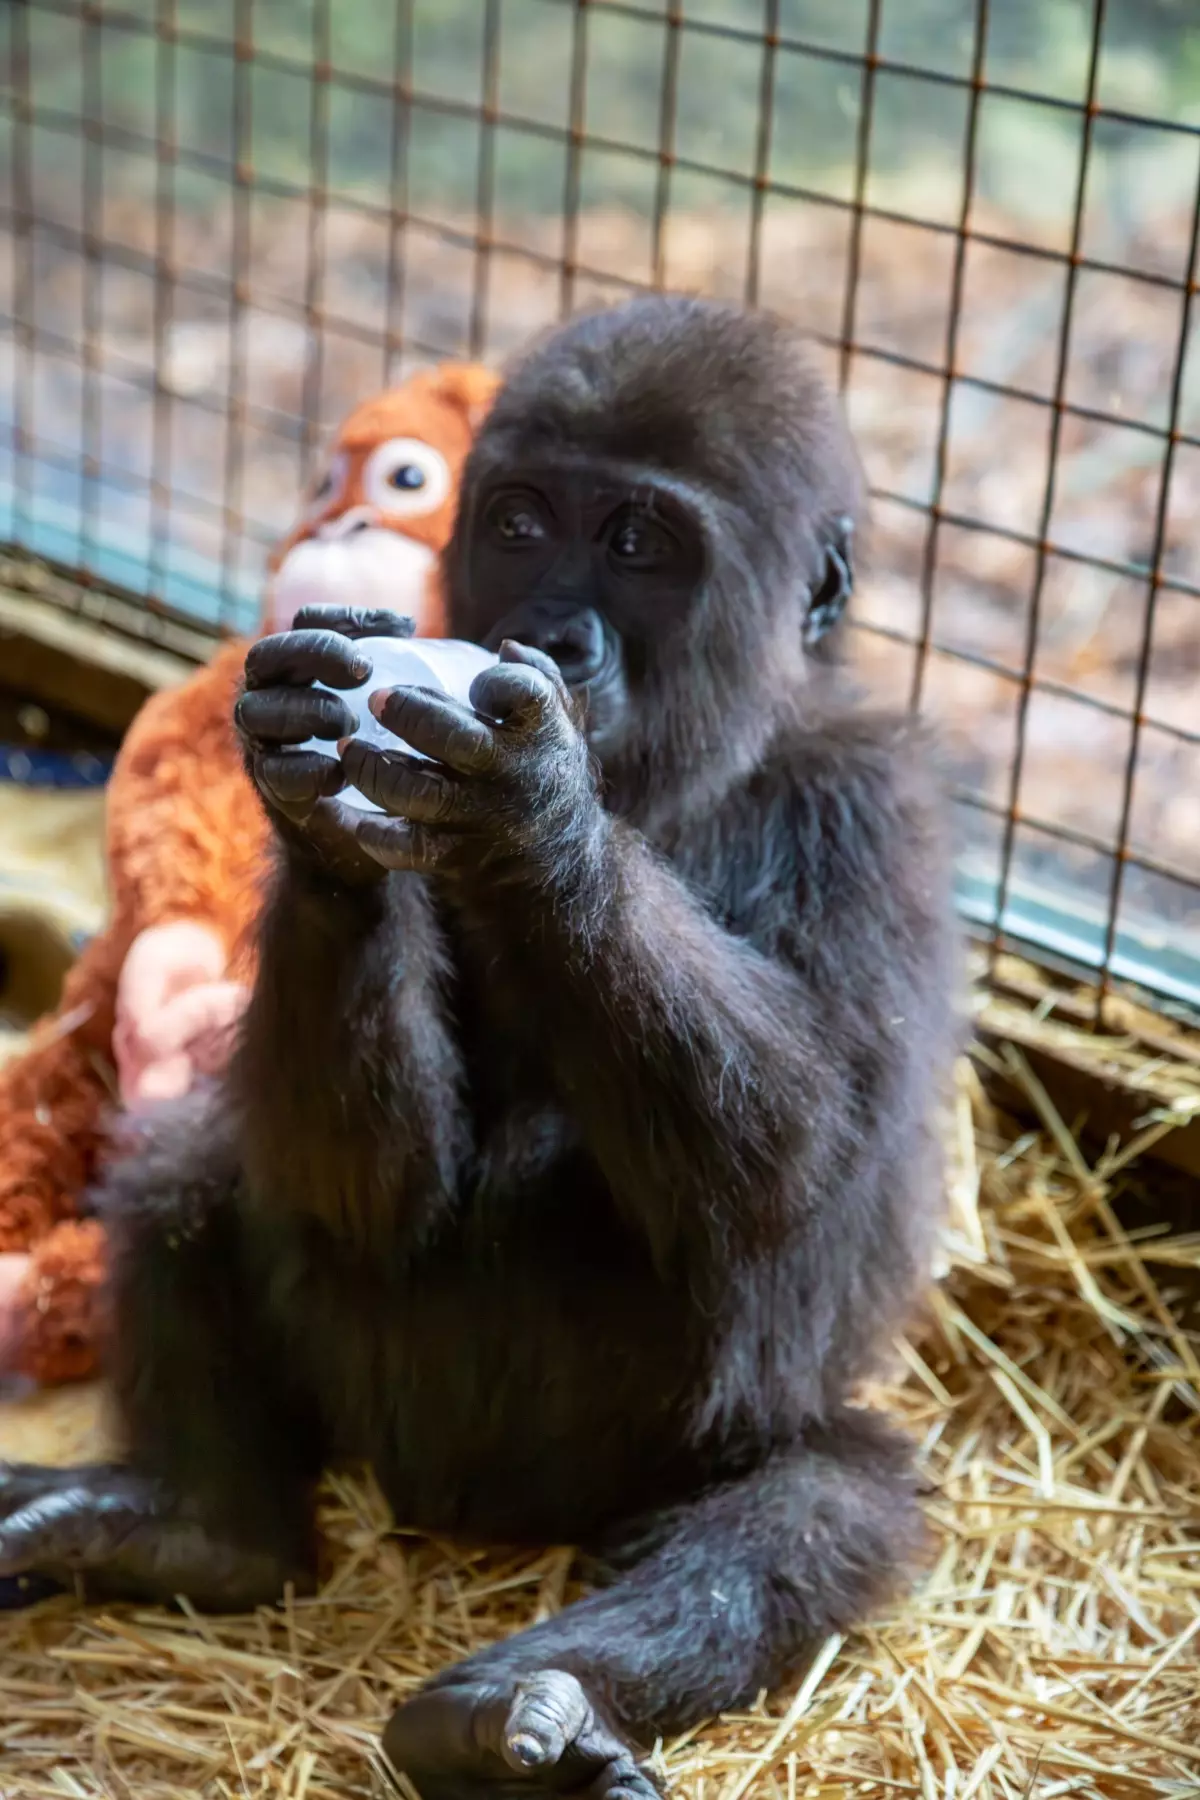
(1, 0, 1199, 1017)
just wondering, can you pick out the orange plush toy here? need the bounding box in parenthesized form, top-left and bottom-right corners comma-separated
(0, 361, 499, 1386)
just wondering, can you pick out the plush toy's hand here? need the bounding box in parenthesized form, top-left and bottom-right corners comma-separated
(114, 922, 247, 1106)
(117, 981, 249, 1106)
(338, 641, 603, 885)
(0, 1254, 31, 1375)
(235, 605, 416, 886)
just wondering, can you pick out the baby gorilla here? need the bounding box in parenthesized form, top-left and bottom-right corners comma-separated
(0, 297, 957, 1799)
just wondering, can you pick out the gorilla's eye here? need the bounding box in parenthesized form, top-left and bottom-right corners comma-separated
(486, 494, 549, 546)
(607, 514, 675, 572)
(363, 437, 452, 519)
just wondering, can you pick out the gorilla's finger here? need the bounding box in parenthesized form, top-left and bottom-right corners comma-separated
(470, 661, 562, 733)
(236, 686, 356, 745)
(339, 742, 480, 826)
(498, 638, 572, 704)
(501, 1671, 592, 1771)
(245, 630, 371, 692)
(253, 750, 346, 809)
(368, 686, 497, 773)
(0, 1479, 145, 1574)
(303, 794, 370, 844)
(276, 794, 384, 886)
(354, 815, 457, 874)
(290, 606, 416, 642)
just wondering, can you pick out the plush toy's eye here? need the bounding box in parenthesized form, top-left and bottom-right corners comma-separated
(363, 438, 452, 519)
(307, 450, 349, 517)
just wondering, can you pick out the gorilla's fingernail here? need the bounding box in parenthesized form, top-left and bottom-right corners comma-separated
(508, 1731, 552, 1768)
(336, 737, 352, 756)
(368, 687, 396, 719)
(350, 655, 371, 681)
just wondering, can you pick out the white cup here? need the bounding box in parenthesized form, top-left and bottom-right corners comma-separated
(301, 637, 498, 813)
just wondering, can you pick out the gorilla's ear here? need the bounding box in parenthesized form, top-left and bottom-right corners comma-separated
(803, 516, 855, 646)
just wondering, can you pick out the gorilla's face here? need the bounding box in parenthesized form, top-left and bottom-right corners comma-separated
(446, 297, 863, 788)
(456, 463, 707, 755)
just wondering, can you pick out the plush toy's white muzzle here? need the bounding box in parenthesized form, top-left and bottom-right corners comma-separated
(266, 525, 438, 632)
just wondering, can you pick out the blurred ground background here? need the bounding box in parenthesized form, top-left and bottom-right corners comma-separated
(2, 0, 1200, 954)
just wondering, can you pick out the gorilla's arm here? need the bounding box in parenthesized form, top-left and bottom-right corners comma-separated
(488, 752, 942, 1283)
(500, 820, 824, 1260)
(233, 611, 470, 1245)
(342, 653, 945, 1277)
(232, 867, 467, 1248)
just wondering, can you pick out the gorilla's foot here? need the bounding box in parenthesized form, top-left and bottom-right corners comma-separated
(384, 1668, 659, 1799)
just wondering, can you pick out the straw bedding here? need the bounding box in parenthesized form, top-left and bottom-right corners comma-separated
(2, 977, 1199, 1799)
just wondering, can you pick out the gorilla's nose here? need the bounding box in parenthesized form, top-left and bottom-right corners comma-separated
(490, 599, 607, 686)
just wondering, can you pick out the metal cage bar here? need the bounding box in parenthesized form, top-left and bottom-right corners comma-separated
(989, 0, 1108, 986)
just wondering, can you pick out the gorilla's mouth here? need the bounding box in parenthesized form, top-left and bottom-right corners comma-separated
(485, 600, 612, 689)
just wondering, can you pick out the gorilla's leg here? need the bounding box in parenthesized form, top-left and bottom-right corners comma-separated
(383, 1408, 923, 1799)
(0, 1462, 303, 1609)
(0, 1101, 323, 1610)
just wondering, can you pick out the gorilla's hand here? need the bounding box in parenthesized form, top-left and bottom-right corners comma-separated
(339, 641, 603, 882)
(235, 606, 415, 885)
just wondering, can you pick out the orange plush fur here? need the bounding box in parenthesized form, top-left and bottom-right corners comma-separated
(0, 362, 498, 1384)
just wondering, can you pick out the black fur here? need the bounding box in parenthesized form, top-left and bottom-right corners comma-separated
(0, 297, 957, 1800)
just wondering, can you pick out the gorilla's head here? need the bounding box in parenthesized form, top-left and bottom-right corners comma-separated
(445, 295, 865, 799)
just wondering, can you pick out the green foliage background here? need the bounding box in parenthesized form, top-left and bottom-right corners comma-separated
(11, 0, 1200, 228)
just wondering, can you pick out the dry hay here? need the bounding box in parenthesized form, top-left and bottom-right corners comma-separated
(2, 1039, 1200, 1800)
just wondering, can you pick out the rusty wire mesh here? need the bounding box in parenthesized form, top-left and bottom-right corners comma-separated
(1, 0, 1199, 1017)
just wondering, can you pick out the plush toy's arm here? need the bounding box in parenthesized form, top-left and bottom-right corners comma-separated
(0, 642, 268, 1382)
(0, 916, 127, 1255)
(0, 647, 258, 1240)
(1, 1220, 108, 1385)
(104, 642, 269, 1106)
(106, 640, 267, 963)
